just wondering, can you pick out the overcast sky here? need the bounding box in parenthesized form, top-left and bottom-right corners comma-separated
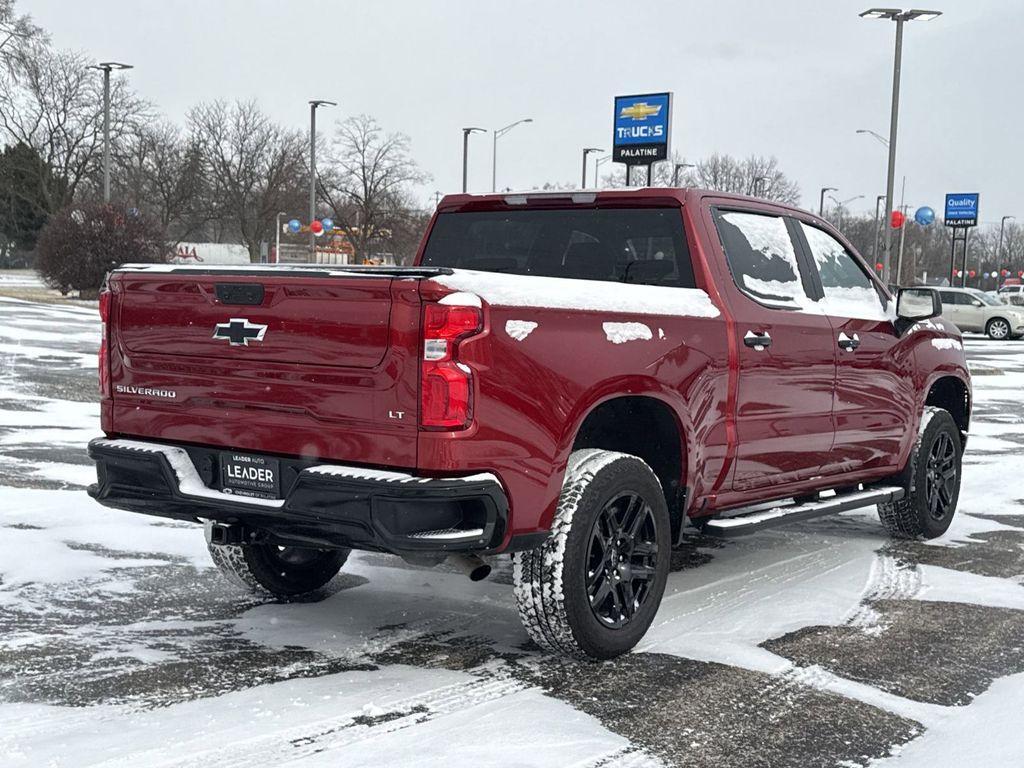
(27, 0, 1023, 225)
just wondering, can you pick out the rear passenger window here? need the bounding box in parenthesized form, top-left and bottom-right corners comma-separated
(799, 223, 887, 319)
(713, 210, 808, 308)
(420, 208, 696, 288)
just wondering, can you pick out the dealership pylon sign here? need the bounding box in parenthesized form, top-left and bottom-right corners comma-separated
(612, 92, 672, 171)
(944, 192, 980, 228)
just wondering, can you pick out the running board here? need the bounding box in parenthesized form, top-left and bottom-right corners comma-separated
(702, 486, 905, 537)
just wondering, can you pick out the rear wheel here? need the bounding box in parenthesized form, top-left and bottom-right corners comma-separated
(878, 407, 961, 540)
(986, 317, 1011, 340)
(206, 526, 349, 599)
(512, 450, 671, 660)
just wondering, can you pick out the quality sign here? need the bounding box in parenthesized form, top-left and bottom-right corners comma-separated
(944, 192, 980, 228)
(612, 92, 672, 165)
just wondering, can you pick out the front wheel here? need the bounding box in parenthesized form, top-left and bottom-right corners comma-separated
(878, 407, 962, 540)
(986, 317, 1011, 340)
(512, 449, 671, 660)
(207, 527, 349, 599)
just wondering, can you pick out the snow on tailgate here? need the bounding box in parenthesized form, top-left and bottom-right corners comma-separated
(435, 270, 720, 317)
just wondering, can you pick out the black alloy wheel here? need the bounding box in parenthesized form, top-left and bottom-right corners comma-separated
(924, 430, 957, 521)
(586, 492, 659, 629)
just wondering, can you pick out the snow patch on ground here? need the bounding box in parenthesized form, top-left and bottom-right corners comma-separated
(603, 322, 653, 344)
(504, 319, 538, 341)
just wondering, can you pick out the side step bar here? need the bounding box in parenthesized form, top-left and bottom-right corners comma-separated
(702, 486, 905, 537)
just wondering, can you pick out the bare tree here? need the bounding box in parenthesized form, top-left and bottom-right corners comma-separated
(189, 100, 305, 261)
(319, 114, 428, 261)
(600, 151, 800, 205)
(0, 47, 147, 214)
(113, 120, 211, 244)
(0, 0, 45, 76)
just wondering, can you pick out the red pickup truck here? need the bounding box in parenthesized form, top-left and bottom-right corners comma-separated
(89, 188, 971, 659)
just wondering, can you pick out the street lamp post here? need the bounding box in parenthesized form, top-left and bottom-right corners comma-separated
(872, 194, 886, 264)
(581, 147, 603, 188)
(673, 163, 695, 188)
(860, 7, 942, 283)
(856, 128, 890, 148)
(753, 175, 769, 197)
(274, 211, 287, 264)
(308, 99, 337, 257)
(88, 62, 133, 203)
(461, 127, 486, 193)
(594, 155, 611, 188)
(819, 187, 837, 217)
(828, 194, 864, 231)
(492, 118, 533, 192)
(998, 215, 1015, 266)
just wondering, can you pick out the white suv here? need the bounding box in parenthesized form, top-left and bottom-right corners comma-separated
(937, 287, 1024, 340)
(998, 285, 1024, 307)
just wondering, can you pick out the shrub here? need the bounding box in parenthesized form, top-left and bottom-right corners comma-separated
(35, 203, 167, 298)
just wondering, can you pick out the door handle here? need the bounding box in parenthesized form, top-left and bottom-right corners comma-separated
(744, 330, 772, 350)
(838, 332, 861, 351)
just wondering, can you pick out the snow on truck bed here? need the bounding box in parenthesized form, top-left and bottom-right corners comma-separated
(435, 270, 720, 317)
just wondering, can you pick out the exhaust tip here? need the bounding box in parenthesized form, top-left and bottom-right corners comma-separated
(446, 553, 491, 581)
(468, 563, 492, 582)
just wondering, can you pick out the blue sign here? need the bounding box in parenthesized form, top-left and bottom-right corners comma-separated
(944, 193, 979, 228)
(612, 92, 672, 165)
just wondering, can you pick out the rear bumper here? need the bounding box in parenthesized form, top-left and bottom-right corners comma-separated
(87, 438, 511, 555)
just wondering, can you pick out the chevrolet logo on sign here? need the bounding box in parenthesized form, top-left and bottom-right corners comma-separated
(612, 92, 672, 167)
(619, 102, 662, 121)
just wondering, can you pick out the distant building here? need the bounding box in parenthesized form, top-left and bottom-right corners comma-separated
(168, 243, 251, 265)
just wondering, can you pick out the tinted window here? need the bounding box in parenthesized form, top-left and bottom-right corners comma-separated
(938, 290, 958, 306)
(420, 208, 695, 288)
(713, 210, 807, 307)
(799, 223, 885, 316)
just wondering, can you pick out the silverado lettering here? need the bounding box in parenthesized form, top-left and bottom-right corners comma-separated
(89, 188, 971, 660)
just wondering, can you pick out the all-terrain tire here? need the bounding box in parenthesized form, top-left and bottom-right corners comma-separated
(512, 449, 671, 660)
(206, 528, 349, 599)
(877, 407, 962, 540)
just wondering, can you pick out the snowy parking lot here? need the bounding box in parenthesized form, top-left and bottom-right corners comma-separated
(2, 295, 1024, 767)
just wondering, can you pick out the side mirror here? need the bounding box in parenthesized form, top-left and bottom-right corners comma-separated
(896, 288, 941, 322)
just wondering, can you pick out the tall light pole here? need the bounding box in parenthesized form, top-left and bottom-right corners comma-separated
(860, 7, 942, 283)
(673, 162, 694, 187)
(998, 215, 1016, 265)
(581, 147, 602, 188)
(492, 118, 533, 192)
(308, 99, 336, 256)
(819, 186, 837, 217)
(753, 175, 769, 197)
(88, 62, 133, 203)
(274, 211, 287, 264)
(828, 194, 864, 231)
(461, 127, 486, 193)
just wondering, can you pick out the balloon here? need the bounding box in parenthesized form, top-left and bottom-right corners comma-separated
(991, 271, 999, 279)
(321, 217, 334, 232)
(288, 218, 301, 233)
(1001, 269, 1009, 277)
(311, 220, 324, 236)
(913, 206, 935, 226)
(969, 270, 976, 278)
(890, 210, 905, 229)
(875, 262, 884, 271)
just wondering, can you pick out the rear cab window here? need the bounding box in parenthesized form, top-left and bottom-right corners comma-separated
(420, 207, 696, 288)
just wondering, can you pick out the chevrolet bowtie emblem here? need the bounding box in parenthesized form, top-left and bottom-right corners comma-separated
(619, 102, 662, 120)
(212, 318, 267, 346)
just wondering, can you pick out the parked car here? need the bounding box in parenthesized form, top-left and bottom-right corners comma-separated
(997, 284, 1024, 307)
(935, 286, 1024, 339)
(88, 188, 971, 660)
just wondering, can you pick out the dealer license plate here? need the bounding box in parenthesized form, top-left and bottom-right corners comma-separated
(220, 451, 281, 499)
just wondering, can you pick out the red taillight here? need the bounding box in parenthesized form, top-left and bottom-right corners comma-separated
(420, 302, 482, 430)
(98, 289, 111, 397)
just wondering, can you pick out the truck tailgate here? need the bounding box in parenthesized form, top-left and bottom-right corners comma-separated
(106, 269, 422, 467)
